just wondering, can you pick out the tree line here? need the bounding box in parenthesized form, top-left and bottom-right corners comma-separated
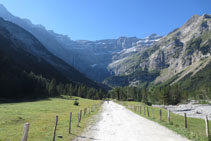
(0, 71, 106, 100)
(109, 84, 190, 105)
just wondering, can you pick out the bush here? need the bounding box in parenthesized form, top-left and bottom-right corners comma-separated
(74, 99, 79, 106)
(128, 98, 134, 101)
(146, 101, 152, 106)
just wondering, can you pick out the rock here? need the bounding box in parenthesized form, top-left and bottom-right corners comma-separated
(58, 135, 63, 138)
(196, 111, 202, 114)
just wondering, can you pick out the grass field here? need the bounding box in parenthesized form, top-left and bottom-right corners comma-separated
(118, 101, 211, 141)
(0, 96, 102, 141)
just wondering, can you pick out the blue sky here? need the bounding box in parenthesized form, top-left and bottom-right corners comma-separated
(0, 0, 210, 40)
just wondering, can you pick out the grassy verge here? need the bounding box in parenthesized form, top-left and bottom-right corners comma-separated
(117, 101, 211, 141)
(0, 96, 102, 141)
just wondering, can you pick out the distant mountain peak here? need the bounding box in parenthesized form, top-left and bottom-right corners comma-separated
(0, 3, 8, 11)
(146, 34, 162, 40)
(0, 3, 12, 18)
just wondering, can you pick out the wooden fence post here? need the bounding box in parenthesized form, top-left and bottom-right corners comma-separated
(69, 112, 72, 134)
(144, 106, 146, 115)
(205, 115, 209, 137)
(160, 109, 162, 120)
(22, 123, 30, 141)
(184, 113, 187, 128)
(147, 107, 149, 117)
(79, 110, 82, 122)
(88, 106, 90, 114)
(140, 106, 142, 114)
(84, 108, 86, 116)
(77, 113, 80, 127)
(152, 108, 154, 119)
(168, 110, 170, 122)
(53, 116, 58, 141)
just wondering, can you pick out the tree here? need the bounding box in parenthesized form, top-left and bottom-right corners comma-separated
(48, 79, 58, 96)
(142, 89, 148, 104)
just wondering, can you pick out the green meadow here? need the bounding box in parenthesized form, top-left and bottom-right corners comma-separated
(0, 96, 102, 141)
(118, 101, 211, 141)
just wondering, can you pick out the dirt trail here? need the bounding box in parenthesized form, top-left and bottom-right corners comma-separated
(75, 101, 189, 141)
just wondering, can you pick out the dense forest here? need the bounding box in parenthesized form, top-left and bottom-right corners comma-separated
(109, 85, 188, 105)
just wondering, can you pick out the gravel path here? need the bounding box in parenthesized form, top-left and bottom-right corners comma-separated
(74, 101, 189, 141)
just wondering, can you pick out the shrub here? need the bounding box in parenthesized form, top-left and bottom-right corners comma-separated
(146, 101, 152, 106)
(74, 99, 79, 106)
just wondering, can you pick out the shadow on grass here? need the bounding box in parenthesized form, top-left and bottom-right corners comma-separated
(55, 95, 75, 100)
(0, 95, 76, 104)
(209, 136, 211, 141)
(0, 97, 52, 104)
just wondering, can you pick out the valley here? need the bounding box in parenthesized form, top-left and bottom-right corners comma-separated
(0, 1, 210, 141)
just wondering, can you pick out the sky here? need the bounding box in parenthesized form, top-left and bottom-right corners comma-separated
(0, 0, 210, 41)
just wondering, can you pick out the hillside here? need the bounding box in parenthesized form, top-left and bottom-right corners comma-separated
(175, 61, 211, 99)
(0, 17, 101, 99)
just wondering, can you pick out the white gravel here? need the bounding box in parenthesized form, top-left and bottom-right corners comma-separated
(75, 101, 189, 141)
(154, 101, 211, 120)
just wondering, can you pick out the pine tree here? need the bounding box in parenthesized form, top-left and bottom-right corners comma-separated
(48, 79, 58, 96)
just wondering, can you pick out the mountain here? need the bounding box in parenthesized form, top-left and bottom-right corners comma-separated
(67, 35, 161, 81)
(104, 14, 211, 88)
(0, 4, 162, 82)
(0, 17, 100, 99)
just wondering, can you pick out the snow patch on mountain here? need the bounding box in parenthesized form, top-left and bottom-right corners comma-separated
(91, 64, 97, 68)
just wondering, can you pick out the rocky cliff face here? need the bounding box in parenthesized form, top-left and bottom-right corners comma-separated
(104, 14, 211, 87)
(107, 34, 161, 75)
(64, 35, 161, 81)
(151, 14, 211, 84)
